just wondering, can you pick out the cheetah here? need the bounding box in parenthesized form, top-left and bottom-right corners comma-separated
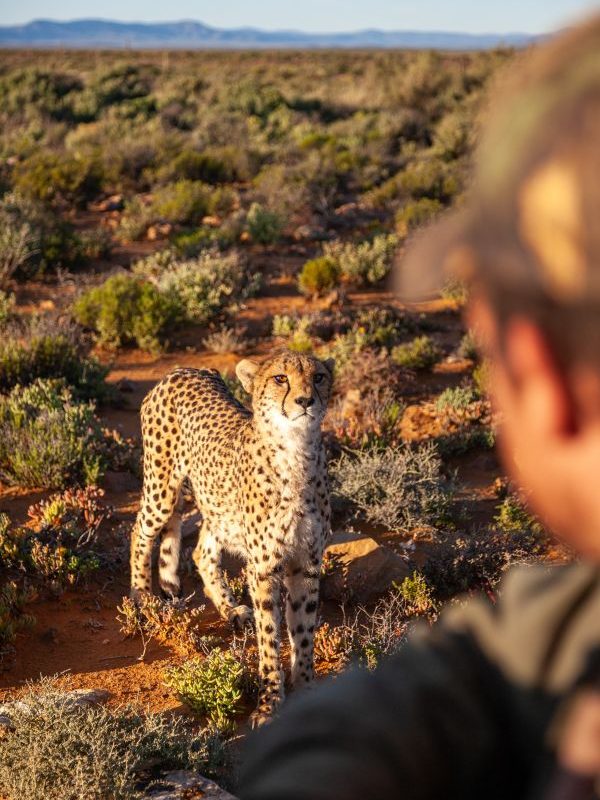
(130, 350, 334, 725)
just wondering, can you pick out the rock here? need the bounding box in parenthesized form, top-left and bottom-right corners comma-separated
(116, 377, 135, 393)
(103, 470, 142, 493)
(60, 688, 110, 709)
(98, 194, 124, 212)
(321, 531, 410, 604)
(146, 223, 173, 241)
(292, 224, 332, 242)
(146, 770, 238, 799)
(201, 215, 222, 227)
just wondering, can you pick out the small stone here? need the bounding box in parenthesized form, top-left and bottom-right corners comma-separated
(116, 377, 135, 393)
(61, 689, 110, 709)
(98, 194, 124, 212)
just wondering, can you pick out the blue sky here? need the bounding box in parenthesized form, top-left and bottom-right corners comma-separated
(0, 0, 598, 34)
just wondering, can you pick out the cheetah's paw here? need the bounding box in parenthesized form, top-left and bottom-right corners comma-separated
(228, 604, 253, 631)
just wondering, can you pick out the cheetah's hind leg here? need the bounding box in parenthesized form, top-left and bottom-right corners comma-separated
(192, 523, 253, 631)
(158, 491, 184, 600)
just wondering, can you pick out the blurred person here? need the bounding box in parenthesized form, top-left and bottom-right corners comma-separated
(238, 15, 600, 800)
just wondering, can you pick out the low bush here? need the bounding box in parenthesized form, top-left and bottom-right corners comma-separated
(73, 273, 178, 351)
(298, 255, 340, 297)
(0, 290, 14, 327)
(323, 234, 398, 286)
(136, 249, 259, 326)
(435, 385, 478, 412)
(0, 326, 112, 402)
(315, 592, 407, 672)
(391, 335, 441, 369)
(150, 179, 211, 225)
(164, 649, 247, 733)
(397, 157, 460, 203)
(118, 594, 208, 658)
(0, 487, 109, 595)
(0, 679, 224, 800)
(0, 379, 130, 488)
(423, 526, 548, 602)
(0, 192, 96, 276)
(331, 442, 452, 534)
(13, 151, 104, 207)
(246, 202, 283, 244)
(395, 197, 443, 238)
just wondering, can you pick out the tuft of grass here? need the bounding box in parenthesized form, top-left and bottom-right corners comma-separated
(391, 335, 441, 370)
(0, 678, 226, 800)
(203, 326, 244, 354)
(331, 442, 452, 535)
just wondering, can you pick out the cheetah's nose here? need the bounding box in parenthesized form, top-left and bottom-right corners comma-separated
(295, 396, 315, 409)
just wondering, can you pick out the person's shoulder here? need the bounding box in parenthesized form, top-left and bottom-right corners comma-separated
(437, 561, 600, 692)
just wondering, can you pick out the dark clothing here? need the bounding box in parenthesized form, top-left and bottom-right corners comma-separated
(239, 563, 600, 800)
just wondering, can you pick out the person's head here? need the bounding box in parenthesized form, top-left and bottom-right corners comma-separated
(397, 16, 600, 556)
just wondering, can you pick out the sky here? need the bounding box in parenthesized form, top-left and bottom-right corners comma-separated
(0, 0, 598, 35)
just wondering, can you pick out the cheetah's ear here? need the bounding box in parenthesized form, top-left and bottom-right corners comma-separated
(323, 357, 335, 376)
(236, 359, 259, 392)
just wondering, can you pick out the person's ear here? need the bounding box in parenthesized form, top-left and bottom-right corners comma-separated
(503, 317, 574, 438)
(236, 359, 259, 393)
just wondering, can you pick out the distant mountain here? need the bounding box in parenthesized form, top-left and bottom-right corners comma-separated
(0, 18, 536, 50)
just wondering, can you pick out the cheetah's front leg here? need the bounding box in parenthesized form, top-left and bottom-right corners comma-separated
(247, 568, 284, 728)
(285, 556, 321, 689)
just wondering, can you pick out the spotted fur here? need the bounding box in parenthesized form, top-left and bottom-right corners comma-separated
(130, 351, 334, 726)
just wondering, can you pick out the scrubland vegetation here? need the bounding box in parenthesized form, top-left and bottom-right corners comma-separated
(0, 47, 563, 797)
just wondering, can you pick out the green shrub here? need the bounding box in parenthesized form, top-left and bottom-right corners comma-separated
(391, 335, 441, 370)
(494, 495, 543, 535)
(323, 234, 398, 286)
(458, 330, 478, 359)
(331, 442, 452, 534)
(435, 385, 477, 413)
(0, 379, 112, 488)
(395, 198, 443, 238)
(0, 193, 86, 276)
(397, 158, 460, 203)
(13, 151, 103, 207)
(116, 196, 154, 241)
(298, 256, 341, 297)
(157, 148, 236, 185)
(0, 679, 224, 800)
(73, 273, 178, 351)
(164, 649, 247, 733)
(0, 329, 111, 402)
(136, 249, 259, 326)
(150, 179, 211, 225)
(0, 581, 36, 658)
(0, 487, 108, 594)
(246, 202, 283, 244)
(396, 571, 437, 616)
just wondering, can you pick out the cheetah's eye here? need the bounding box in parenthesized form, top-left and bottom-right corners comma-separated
(314, 374, 325, 384)
(273, 374, 288, 385)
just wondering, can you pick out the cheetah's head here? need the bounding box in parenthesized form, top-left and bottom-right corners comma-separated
(236, 351, 334, 433)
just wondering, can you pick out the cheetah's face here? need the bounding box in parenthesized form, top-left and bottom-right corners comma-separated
(236, 352, 334, 431)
